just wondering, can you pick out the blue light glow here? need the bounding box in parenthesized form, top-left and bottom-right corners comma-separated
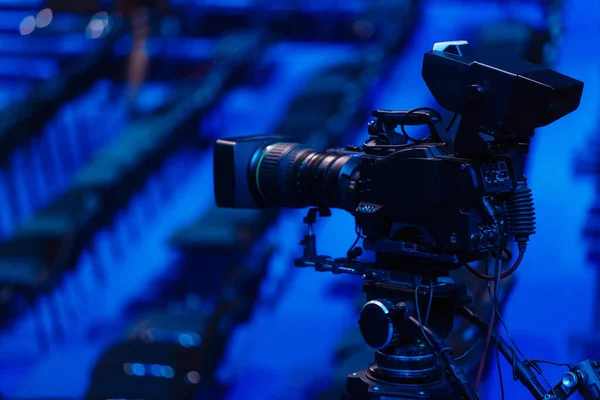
(178, 333, 194, 347)
(161, 366, 174, 379)
(131, 363, 145, 376)
(150, 364, 162, 377)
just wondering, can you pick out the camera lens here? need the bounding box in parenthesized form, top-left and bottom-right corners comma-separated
(250, 142, 360, 211)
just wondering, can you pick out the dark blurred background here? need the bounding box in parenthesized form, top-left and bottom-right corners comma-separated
(0, 0, 597, 399)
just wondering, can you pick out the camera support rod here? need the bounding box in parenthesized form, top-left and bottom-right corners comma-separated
(458, 306, 547, 399)
(294, 207, 392, 281)
(459, 305, 600, 400)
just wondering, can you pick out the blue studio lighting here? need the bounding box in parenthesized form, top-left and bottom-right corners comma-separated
(0, 1, 597, 399)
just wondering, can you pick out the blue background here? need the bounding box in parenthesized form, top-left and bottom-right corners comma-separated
(0, 0, 598, 399)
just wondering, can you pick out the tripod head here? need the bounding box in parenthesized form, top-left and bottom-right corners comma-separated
(347, 279, 473, 400)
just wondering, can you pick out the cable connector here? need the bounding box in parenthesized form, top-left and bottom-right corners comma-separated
(482, 197, 499, 224)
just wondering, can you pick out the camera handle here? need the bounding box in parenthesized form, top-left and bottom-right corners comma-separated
(370, 109, 453, 144)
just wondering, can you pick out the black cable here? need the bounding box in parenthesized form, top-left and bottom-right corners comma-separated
(485, 281, 536, 380)
(455, 339, 483, 361)
(355, 222, 366, 239)
(400, 107, 442, 143)
(446, 112, 458, 131)
(485, 277, 521, 380)
(464, 247, 523, 281)
(496, 345, 505, 400)
(425, 280, 433, 326)
(476, 229, 503, 390)
(483, 254, 560, 399)
(493, 233, 502, 312)
(483, 259, 552, 385)
(495, 312, 536, 370)
(415, 277, 435, 349)
(528, 359, 574, 369)
(365, 107, 444, 149)
(493, 248, 512, 262)
(368, 132, 391, 144)
(348, 223, 366, 256)
(347, 234, 361, 254)
(496, 311, 559, 398)
(499, 317, 557, 397)
(493, 236, 504, 399)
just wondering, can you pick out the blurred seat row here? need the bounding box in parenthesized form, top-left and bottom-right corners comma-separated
(85, 2, 422, 398)
(0, 1, 420, 398)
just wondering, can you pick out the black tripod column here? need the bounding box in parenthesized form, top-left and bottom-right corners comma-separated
(344, 285, 480, 400)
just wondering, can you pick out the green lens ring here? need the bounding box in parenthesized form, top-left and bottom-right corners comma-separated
(255, 142, 281, 202)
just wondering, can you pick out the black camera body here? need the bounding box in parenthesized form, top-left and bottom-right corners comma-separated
(353, 126, 516, 268)
(213, 41, 583, 273)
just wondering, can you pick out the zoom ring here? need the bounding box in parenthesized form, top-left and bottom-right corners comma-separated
(257, 143, 303, 205)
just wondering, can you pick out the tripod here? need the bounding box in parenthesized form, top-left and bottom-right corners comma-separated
(342, 278, 478, 400)
(294, 208, 599, 400)
(294, 209, 480, 399)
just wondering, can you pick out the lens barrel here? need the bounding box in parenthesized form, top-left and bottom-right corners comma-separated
(251, 142, 360, 211)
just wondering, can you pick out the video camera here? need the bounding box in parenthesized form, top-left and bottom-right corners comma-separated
(210, 41, 600, 400)
(213, 41, 582, 274)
